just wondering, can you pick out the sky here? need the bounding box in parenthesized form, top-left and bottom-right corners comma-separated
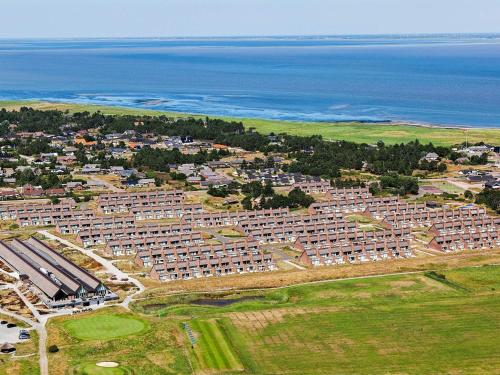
(2, 0, 500, 38)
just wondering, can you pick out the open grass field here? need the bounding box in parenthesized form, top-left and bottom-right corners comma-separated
(62, 313, 149, 340)
(188, 319, 243, 372)
(46, 308, 191, 375)
(132, 264, 500, 374)
(43, 262, 500, 374)
(428, 181, 466, 195)
(2, 100, 499, 146)
(69, 364, 133, 375)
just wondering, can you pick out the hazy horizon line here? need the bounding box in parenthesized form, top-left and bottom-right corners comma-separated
(1, 32, 500, 41)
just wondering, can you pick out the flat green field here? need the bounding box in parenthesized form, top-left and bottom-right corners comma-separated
(71, 364, 132, 375)
(189, 319, 243, 372)
(45, 265, 500, 374)
(134, 265, 500, 374)
(2, 100, 499, 146)
(62, 313, 148, 340)
(47, 308, 191, 375)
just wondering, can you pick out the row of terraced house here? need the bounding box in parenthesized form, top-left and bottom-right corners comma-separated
(0, 184, 498, 282)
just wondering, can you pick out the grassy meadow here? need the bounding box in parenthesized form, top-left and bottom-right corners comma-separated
(2, 100, 499, 146)
(46, 264, 500, 374)
(46, 308, 191, 375)
(135, 265, 500, 375)
(62, 313, 149, 341)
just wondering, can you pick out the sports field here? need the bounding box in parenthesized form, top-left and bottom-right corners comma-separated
(62, 313, 148, 340)
(46, 265, 500, 374)
(2, 100, 499, 146)
(137, 265, 500, 374)
(70, 364, 132, 375)
(46, 308, 191, 375)
(188, 320, 243, 372)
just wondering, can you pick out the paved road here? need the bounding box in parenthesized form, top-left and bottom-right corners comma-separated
(283, 260, 306, 270)
(38, 230, 145, 308)
(15, 231, 145, 374)
(0, 284, 48, 375)
(87, 175, 125, 192)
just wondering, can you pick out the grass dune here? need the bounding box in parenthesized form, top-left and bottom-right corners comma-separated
(2, 100, 499, 146)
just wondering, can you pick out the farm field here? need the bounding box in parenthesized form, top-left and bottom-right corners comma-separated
(2, 100, 499, 146)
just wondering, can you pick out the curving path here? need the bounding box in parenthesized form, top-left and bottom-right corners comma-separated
(37, 230, 145, 305)
(2, 230, 148, 375)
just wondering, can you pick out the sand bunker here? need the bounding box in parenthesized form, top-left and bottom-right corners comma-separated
(96, 362, 119, 368)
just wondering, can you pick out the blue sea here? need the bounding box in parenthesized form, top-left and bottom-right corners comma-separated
(1, 35, 500, 127)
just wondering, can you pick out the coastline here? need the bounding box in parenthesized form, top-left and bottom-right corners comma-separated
(1, 99, 499, 146)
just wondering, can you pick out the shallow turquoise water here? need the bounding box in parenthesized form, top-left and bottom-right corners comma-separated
(0, 35, 500, 127)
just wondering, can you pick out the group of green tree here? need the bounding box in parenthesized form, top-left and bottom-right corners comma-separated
(475, 188, 500, 213)
(1, 108, 493, 181)
(132, 147, 229, 172)
(418, 159, 447, 172)
(241, 181, 315, 210)
(369, 173, 419, 196)
(0, 168, 64, 189)
(207, 182, 240, 198)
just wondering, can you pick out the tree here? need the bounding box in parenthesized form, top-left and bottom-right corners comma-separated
(369, 182, 381, 195)
(169, 172, 187, 181)
(475, 188, 500, 213)
(437, 163, 447, 173)
(241, 181, 263, 198)
(464, 190, 474, 200)
(126, 174, 139, 184)
(74, 146, 88, 165)
(241, 196, 253, 210)
(49, 196, 60, 204)
(263, 181, 274, 197)
(469, 153, 489, 165)
(207, 185, 229, 197)
(288, 188, 315, 207)
(379, 174, 419, 195)
(154, 177, 164, 187)
(260, 188, 315, 209)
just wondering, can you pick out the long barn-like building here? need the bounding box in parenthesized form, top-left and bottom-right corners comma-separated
(0, 237, 116, 308)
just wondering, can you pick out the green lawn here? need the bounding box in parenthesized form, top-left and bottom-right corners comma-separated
(189, 319, 243, 372)
(2, 100, 499, 146)
(431, 181, 465, 194)
(46, 266, 500, 374)
(62, 313, 148, 340)
(136, 265, 500, 374)
(47, 308, 191, 375)
(73, 364, 132, 375)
